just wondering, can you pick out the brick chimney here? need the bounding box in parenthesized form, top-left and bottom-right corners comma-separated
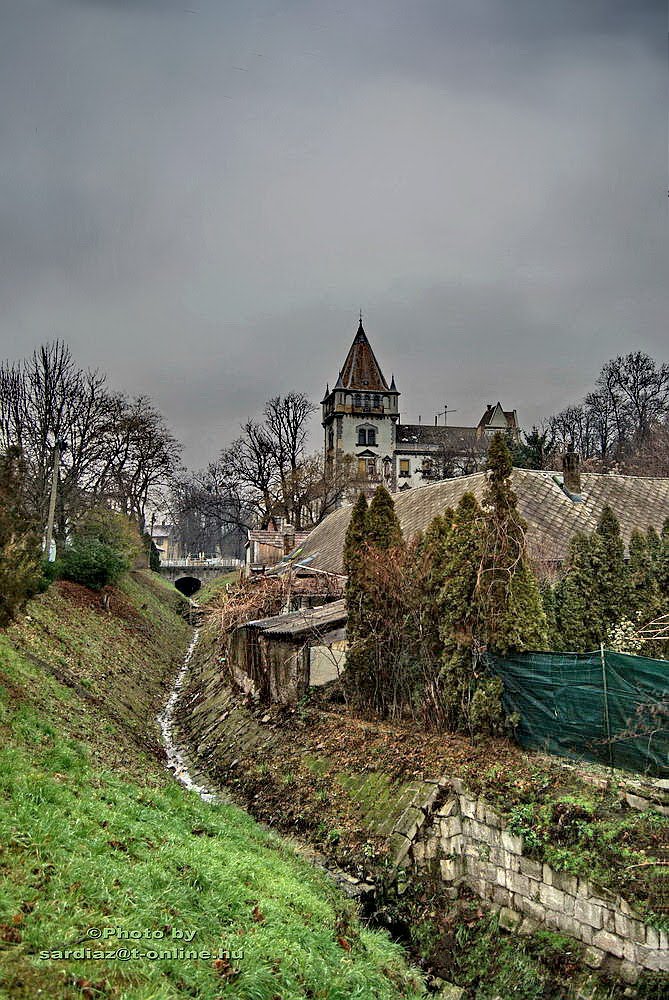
(283, 523, 296, 556)
(563, 448, 581, 495)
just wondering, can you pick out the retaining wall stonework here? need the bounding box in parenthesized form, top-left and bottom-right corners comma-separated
(390, 778, 667, 979)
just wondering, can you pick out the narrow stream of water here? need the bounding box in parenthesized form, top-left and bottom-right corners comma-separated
(156, 604, 378, 909)
(156, 607, 219, 803)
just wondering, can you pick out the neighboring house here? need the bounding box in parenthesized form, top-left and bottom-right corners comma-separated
(244, 523, 311, 576)
(321, 317, 519, 496)
(149, 521, 177, 560)
(293, 453, 669, 575)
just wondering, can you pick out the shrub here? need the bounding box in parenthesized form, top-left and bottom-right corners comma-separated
(0, 447, 43, 626)
(59, 538, 128, 591)
(74, 507, 145, 568)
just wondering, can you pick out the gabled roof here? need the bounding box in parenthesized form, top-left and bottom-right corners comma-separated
(478, 402, 518, 429)
(292, 471, 669, 574)
(337, 320, 392, 392)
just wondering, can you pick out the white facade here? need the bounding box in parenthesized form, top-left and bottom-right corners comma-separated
(323, 321, 519, 497)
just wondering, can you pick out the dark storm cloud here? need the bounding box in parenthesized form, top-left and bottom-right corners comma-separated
(0, 1, 665, 466)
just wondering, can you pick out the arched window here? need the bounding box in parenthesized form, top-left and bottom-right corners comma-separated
(357, 428, 366, 446)
(367, 428, 377, 446)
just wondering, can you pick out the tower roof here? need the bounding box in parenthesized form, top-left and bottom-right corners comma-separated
(338, 319, 393, 392)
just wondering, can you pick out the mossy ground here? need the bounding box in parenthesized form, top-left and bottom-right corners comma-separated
(0, 571, 425, 1000)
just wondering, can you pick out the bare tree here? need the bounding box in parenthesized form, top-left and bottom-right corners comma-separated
(170, 392, 354, 550)
(547, 352, 669, 468)
(0, 342, 181, 550)
(599, 352, 669, 449)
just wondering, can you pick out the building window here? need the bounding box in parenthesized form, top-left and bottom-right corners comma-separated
(354, 393, 361, 409)
(367, 458, 377, 478)
(399, 459, 410, 478)
(421, 458, 433, 478)
(356, 426, 377, 446)
(328, 429, 334, 450)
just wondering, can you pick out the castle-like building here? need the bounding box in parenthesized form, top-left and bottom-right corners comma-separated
(322, 318, 520, 495)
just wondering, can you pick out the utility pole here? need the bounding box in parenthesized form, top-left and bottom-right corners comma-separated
(44, 440, 66, 560)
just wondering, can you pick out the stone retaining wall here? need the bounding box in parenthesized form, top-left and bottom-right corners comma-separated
(390, 778, 667, 980)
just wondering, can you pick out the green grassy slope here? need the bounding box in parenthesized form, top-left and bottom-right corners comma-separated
(0, 573, 424, 1000)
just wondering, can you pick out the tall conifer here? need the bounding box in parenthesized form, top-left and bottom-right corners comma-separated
(627, 529, 662, 622)
(342, 493, 371, 706)
(366, 484, 403, 550)
(479, 433, 547, 654)
(554, 533, 598, 652)
(438, 492, 484, 729)
(592, 505, 628, 626)
(658, 518, 669, 599)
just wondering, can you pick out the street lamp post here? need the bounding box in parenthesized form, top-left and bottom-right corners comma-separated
(44, 440, 67, 560)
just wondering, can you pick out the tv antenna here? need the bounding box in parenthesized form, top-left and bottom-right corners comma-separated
(435, 403, 458, 426)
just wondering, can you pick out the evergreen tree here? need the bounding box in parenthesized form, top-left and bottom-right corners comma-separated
(343, 493, 368, 593)
(646, 525, 661, 566)
(554, 532, 599, 652)
(479, 433, 548, 654)
(438, 492, 484, 730)
(0, 447, 43, 626)
(627, 529, 662, 623)
(510, 426, 553, 470)
(591, 505, 628, 626)
(417, 510, 454, 662)
(342, 493, 371, 707)
(658, 518, 669, 599)
(366, 484, 403, 550)
(342, 486, 411, 718)
(539, 580, 559, 650)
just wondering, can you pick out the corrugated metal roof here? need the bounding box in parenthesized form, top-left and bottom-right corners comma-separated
(245, 598, 347, 638)
(292, 471, 669, 575)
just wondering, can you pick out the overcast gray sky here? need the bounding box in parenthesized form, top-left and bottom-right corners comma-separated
(1, 1, 666, 466)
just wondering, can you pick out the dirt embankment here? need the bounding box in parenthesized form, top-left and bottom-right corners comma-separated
(3, 571, 191, 776)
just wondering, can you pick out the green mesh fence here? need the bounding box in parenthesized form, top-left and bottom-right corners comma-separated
(485, 649, 669, 778)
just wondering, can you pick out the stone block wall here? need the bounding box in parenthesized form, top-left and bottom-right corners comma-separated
(390, 778, 667, 978)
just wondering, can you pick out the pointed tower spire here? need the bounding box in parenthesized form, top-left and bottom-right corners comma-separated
(337, 316, 389, 390)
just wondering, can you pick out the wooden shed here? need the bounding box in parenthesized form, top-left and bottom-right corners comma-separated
(229, 599, 347, 704)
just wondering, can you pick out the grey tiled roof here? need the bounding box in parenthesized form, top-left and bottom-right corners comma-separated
(395, 424, 483, 451)
(292, 471, 669, 575)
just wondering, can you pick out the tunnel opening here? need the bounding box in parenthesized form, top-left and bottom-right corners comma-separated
(175, 576, 202, 597)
